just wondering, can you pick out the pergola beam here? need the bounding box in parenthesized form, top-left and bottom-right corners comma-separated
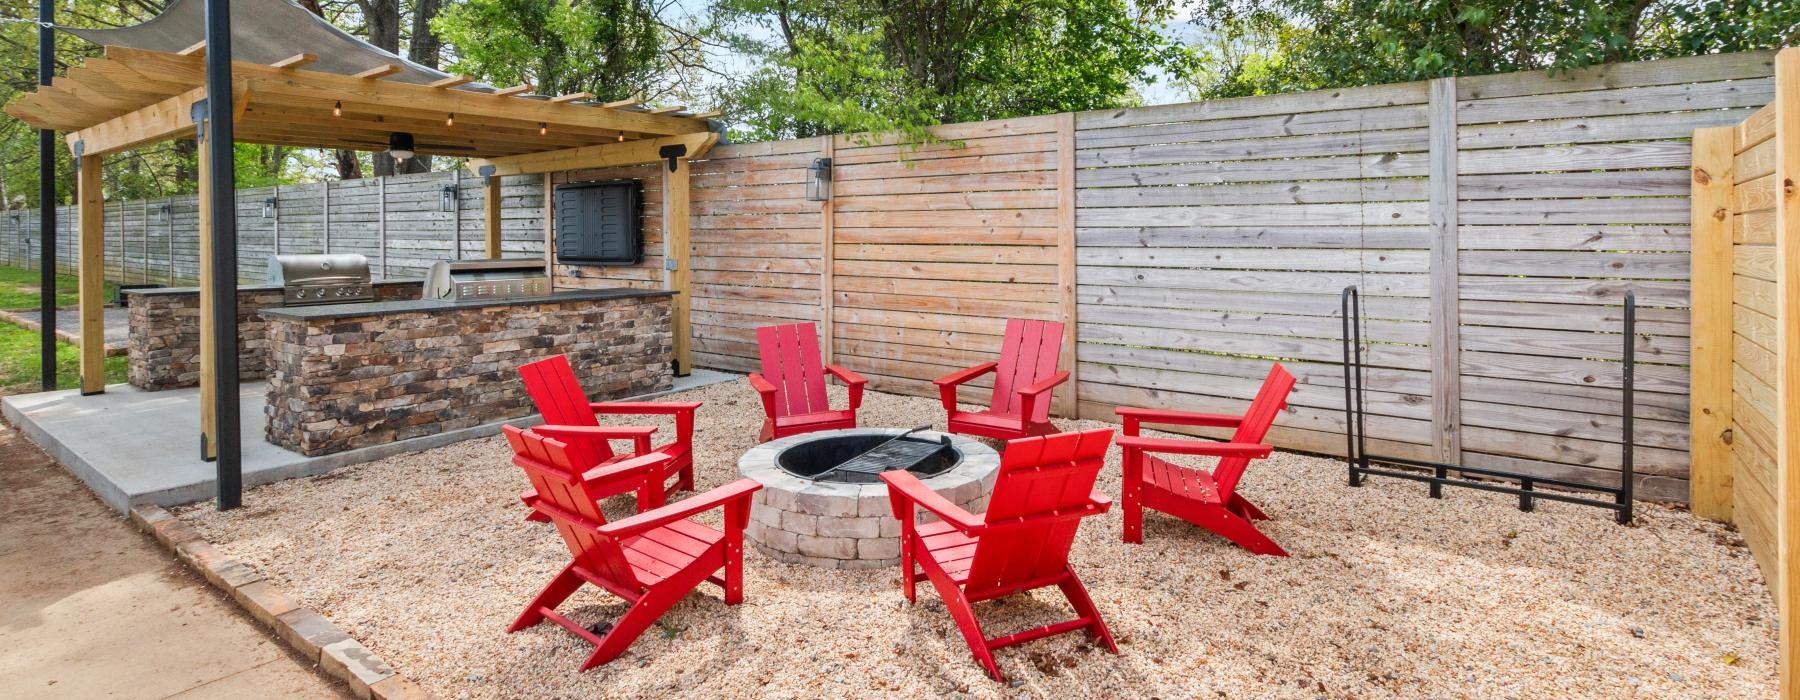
(65, 86, 208, 155)
(465, 132, 718, 177)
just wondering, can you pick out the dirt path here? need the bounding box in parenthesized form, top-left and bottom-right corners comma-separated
(0, 422, 346, 699)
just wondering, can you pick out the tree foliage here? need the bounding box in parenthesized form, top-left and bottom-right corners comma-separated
(1187, 0, 1800, 98)
(710, 0, 1199, 142)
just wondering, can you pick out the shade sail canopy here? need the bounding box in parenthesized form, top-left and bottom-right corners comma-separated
(4, 0, 717, 161)
(63, 0, 493, 91)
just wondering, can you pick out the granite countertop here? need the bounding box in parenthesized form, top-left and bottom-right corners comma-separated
(121, 278, 421, 296)
(258, 287, 676, 321)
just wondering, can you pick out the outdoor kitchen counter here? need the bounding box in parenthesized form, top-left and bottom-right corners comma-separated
(260, 288, 676, 456)
(123, 280, 422, 392)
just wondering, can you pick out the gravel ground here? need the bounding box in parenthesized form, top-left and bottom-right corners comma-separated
(177, 381, 1778, 699)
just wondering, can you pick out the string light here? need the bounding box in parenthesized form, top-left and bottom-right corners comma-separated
(445, 112, 455, 127)
(538, 122, 547, 136)
(617, 134, 625, 142)
(332, 100, 341, 117)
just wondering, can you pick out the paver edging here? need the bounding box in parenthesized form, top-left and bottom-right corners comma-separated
(129, 504, 433, 700)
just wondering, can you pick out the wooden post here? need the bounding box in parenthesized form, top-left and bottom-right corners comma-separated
(1689, 126, 1736, 522)
(1426, 77, 1462, 463)
(542, 174, 554, 277)
(1055, 113, 1078, 418)
(196, 134, 217, 461)
(1771, 46, 1800, 699)
(819, 136, 836, 365)
(76, 152, 105, 395)
(664, 156, 692, 376)
(485, 175, 502, 258)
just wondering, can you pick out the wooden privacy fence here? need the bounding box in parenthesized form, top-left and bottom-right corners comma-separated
(1688, 47, 1798, 695)
(0, 169, 549, 285)
(6, 50, 1776, 505)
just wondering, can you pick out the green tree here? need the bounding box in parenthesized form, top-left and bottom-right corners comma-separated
(432, 0, 667, 101)
(1186, 0, 1800, 98)
(711, 0, 1199, 142)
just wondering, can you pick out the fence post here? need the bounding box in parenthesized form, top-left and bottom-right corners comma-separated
(322, 180, 332, 254)
(1426, 77, 1462, 463)
(1689, 126, 1736, 521)
(452, 170, 462, 260)
(1056, 112, 1078, 419)
(1771, 46, 1800, 698)
(377, 176, 387, 278)
(819, 135, 836, 365)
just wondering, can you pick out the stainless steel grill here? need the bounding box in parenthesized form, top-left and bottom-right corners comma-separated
(423, 259, 551, 302)
(267, 254, 374, 306)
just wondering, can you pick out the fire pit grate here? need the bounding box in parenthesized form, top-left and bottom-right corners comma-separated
(775, 427, 959, 485)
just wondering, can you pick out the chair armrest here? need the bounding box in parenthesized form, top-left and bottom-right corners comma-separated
(593, 401, 702, 447)
(881, 471, 985, 533)
(1115, 406, 1242, 436)
(533, 425, 657, 456)
(934, 362, 997, 412)
(591, 401, 702, 416)
(1116, 436, 1272, 459)
(1016, 370, 1069, 422)
(747, 373, 779, 417)
(581, 451, 673, 484)
(825, 365, 867, 412)
(598, 479, 763, 539)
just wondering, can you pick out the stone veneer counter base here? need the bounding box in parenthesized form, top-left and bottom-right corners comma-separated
(262, 289, 674, 457)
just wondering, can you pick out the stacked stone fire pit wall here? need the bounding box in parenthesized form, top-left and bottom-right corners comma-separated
(124, 281, 420, 391)
(261, 290, 673, 456)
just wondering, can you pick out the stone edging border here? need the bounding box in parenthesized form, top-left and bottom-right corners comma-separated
(128, 504, 432, 700)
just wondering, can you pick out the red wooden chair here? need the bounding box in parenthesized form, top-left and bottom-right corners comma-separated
(749, 322, 867, 441)
(503, 425, 761, 671)
(1116, 363, 1296, 556)
(518, 354, 700, 521)
(935, 319, 1066, 441)
(883, 428, 1118, 682)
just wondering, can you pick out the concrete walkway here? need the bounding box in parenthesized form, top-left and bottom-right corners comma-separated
(0, 421, 345, 699)
(0, 306, 129, 356)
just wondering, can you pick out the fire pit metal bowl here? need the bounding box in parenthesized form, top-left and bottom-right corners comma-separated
(739, 428, 999, 569)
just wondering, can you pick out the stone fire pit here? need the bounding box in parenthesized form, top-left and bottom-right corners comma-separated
(739, 428, 999, 569)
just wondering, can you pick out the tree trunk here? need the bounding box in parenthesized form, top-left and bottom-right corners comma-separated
(295, 0, 365, 180)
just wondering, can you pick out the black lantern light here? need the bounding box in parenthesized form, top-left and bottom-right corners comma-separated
(261, 196, 277, 219)
(807, 157, 833, 202)
(440, 184, 458, 212)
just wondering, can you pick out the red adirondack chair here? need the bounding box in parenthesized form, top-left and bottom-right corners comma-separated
(518, 354, 700, 520)
(503, 425, 761, 671)
(883, 428, 1118, 682)
(749, 322, 867, 442)
(935, 319, 1067, 441)
(1116, 363, 1296, 556)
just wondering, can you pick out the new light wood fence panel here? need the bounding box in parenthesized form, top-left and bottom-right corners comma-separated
(686, 139, 823, 373)
(550, 163, 666, 292)
(1073, 81, 1439, 462)
(828, 116, 1063, 398)
(1451, 50, 1774, 501)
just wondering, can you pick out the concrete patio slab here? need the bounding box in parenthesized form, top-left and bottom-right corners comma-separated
(1, 368, 739, 512)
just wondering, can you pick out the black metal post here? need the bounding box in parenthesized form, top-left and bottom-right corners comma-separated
(205, 0, 241, 510)
(37, 0, 55, 391)
(1618, 292, 1636, 524)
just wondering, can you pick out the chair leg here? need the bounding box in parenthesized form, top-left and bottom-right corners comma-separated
(508, 562, 585, 632)
(1057, 569, 1118, 653)
(636, 477, 666, 513)
(1122, 485, 1144, 545)
(1227, 493, 1270, 521)
(580, 555, 716, 671)
(1199, 506, 1288, 557)
(918, 552, 1001, 681)
(674, 459, 695, 493)
(900, 533, 917, 604)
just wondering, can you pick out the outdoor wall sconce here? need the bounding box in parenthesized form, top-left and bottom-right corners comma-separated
(154, 202, 170, 224)
(440, 184, 458, 212)
(807, 157, 833, 202)
(261, 196, 278, 219)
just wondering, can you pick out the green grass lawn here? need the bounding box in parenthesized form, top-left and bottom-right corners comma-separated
(0, 265, 127, 392)
(0, 321, 127, 392)
(0, 265, 117, 310)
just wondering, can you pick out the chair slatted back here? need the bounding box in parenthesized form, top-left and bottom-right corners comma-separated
(1216, 363, 1296, 499)
(990, 319, 1064, 422)
(964, 428, 1112, 592)
(519, 355, 615, 466)
(756, 322, 830, 417)
(504, 425, 638, 589)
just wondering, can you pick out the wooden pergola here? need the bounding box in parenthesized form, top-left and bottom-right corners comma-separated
(5, 42, 715, 500)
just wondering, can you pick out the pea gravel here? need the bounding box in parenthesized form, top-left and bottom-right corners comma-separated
(177, 381, 1778, 699)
